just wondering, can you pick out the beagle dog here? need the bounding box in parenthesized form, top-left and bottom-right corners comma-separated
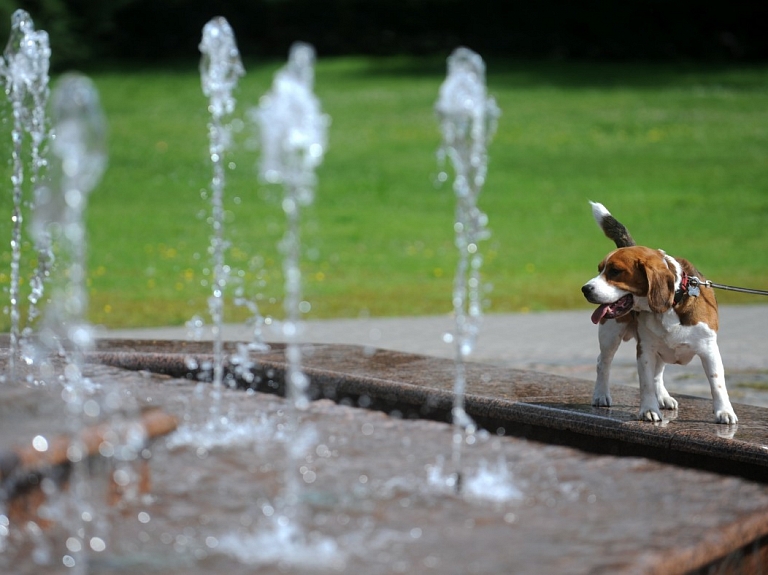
(581, 202, 737, 424)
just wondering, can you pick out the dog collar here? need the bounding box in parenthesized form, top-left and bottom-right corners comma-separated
(674, 271, 694, 305)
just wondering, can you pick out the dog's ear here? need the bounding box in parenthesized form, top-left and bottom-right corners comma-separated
(642, 257, 676, 313)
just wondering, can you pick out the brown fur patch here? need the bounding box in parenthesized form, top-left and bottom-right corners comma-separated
(673, 258, 719, 330)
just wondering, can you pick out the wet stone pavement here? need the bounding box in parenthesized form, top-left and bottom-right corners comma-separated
(0, 354, 766, 574)
(1, 334, 768, 573)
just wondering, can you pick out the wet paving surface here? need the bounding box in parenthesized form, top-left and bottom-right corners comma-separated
(2, 345, 768, 573)
(92, 340, 768, 477)
(534, 360, 768, 410)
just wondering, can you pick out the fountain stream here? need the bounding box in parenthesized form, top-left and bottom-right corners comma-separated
(33, 74, 107, 378)
(254, 41, 327, 415)
(32, 73, 107, 573)
(1, 9, 51, 379)
(435, 47, 499, 485)
(246, 39, 331, 551)
(198, 17, 244, 424)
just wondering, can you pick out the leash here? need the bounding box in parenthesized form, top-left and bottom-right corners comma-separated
(689, 276, 768, 297)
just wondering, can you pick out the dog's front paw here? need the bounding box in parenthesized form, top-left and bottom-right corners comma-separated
(592, 393, 612, 408)
(639, 405, 662, 422)
(658, 394, 678, 410)
(714, 409, 738, 425)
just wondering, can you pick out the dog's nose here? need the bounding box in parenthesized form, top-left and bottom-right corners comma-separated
(581, 284, 593, 299)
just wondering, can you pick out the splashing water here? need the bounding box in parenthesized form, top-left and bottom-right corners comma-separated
(200, 18, 244, 119)
(427, 455, 523, 503)
(462, 457, 523, 503)
(167, 412, 276, 451)
(217, 517, 345, 571)
(199, 16, 244, 423)
(435, 47, 500, 484)
(1, 9, 51, 378)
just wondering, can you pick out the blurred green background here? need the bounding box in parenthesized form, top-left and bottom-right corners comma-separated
(0, 2, 765, 329)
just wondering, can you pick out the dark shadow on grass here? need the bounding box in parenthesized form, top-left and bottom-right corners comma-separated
(326, 55, 768, 92)
(485, 59, 768, 91)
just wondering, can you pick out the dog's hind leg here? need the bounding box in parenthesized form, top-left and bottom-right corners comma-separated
(593, 320, 628, 407)
(698, 340, 738, 424)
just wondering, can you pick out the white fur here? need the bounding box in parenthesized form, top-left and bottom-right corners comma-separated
(589, 201, 610, 225)
(583, 274, 629, 306)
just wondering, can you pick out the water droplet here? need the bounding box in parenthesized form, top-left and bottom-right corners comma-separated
(309, 142, 323, 158)
(282, 197, 296, 214)
(32, 435, 48, 452)
(83, 399, 100, 418)
(98, 441, 115, 457)
(67, 444, 83, 463)
(113, 469, 131, 487)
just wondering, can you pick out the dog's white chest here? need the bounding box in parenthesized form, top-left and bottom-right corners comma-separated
(656, 341, 697, 366)
(639, 311, 711, 365)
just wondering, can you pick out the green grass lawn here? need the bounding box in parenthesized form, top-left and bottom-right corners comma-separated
(0, 57, 767, 329)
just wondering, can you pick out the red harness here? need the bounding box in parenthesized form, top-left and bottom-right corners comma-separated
(673, 271, 691, 305)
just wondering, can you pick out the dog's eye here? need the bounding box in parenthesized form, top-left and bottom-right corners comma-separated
(605, 266, 622, 279)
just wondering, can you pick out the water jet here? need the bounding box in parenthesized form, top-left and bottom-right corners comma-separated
(435, 46, 499, 489)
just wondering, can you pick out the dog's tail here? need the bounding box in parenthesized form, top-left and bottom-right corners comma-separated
(589, 201, 636, 248)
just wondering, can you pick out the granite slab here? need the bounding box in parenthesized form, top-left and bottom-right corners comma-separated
(93, 339, 768, 483)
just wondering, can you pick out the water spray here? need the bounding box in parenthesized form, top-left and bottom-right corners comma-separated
(252, 38, 328, 532)
(199, 16, 244, 422)
(33, 72, 108, 575)
(435, 47, 499, 490)
(1, 9, 51, 379)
